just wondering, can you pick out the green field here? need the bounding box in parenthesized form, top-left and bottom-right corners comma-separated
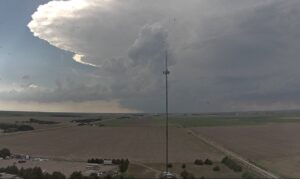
(98, 111, 300, 127)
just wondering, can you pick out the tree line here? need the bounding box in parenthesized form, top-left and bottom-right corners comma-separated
(194, 158, 213, 165)
(71, 118, 102, 124)
(221, 156, 242, 172)
(0, 123, 34, 133)
(26, 118, 59, 125)
(87, 158, 129, 173)
(0, 166, 134, 179)
(0, 166, 66, 179)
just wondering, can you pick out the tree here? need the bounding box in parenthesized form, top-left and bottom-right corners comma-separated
(0, 166, 67, 179)
(103, 175, 113, 179)
(119, 159, 130, 173)
(212, 166, 220, 171)
(194, 159, 203, 165)
(0, 148, 11, 158)
(70, 171, 83, 179)
(204, 159, 213, 165)
(52, 171, 66, 179)
(88, 173, 100, 179)
(181, 170, 189, 178)
(242, 171, 255, 179)
(4, 165, 18, 175)
(180, 170, 195, 179)
(113, 175, 135, 179)
(17, 125, 34, 131)
(31, 167, 44, 179)
(221, 156, 242, 172)
(87, 158, 103, 164)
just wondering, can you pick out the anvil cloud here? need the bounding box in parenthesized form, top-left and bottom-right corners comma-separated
(5, 0, 300, 112)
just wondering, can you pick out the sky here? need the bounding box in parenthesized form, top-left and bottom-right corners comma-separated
(1, 0, 300, 113)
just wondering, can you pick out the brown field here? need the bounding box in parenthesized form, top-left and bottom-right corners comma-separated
(0, 115, 74, 131)
(0, 126, 222, 162)
(192, 123, 300, 178)
(0, 123, 247, 178)
(127, 163, 158, 178)
(3, 112, 289, 178)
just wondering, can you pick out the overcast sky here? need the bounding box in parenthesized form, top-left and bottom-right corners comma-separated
(1, 0, 300, 113)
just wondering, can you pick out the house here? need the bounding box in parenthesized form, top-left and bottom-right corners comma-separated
(13, 154, 30, 160)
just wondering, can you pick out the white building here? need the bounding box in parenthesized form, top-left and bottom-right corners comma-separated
(103, 159, 113, 165)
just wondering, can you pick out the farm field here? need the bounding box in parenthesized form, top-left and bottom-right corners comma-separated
(0, 112, 76, 132)
(1, 111, 300, 178)
(0, 126, 222, 162)
(0, 113, 239, 178)
(192, 123, 300, 178)
(99, 112, 300, 127)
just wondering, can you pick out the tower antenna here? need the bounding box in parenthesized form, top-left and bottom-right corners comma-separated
(163, 50, 170, 175)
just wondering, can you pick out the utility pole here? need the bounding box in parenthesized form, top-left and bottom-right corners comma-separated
(163, 50, 170, 174)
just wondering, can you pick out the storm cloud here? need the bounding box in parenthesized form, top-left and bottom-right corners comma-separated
(3, 0, 300, 112)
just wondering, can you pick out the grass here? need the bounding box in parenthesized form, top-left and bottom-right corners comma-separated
(145, 162, 242, 179)
(98, 118, 139, 127)
(97, 114, 300, 127)
(127, 163, 157, 179)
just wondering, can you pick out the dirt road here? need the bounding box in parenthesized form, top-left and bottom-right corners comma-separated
(186, 128, 280, 179)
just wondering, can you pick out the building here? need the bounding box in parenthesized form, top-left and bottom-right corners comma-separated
(103, 159, 113, 165)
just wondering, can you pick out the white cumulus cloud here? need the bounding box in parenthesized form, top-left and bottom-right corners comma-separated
(28, 0, 271, 66)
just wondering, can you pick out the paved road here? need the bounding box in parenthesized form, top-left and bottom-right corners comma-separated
(185, 127, 280, 179)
